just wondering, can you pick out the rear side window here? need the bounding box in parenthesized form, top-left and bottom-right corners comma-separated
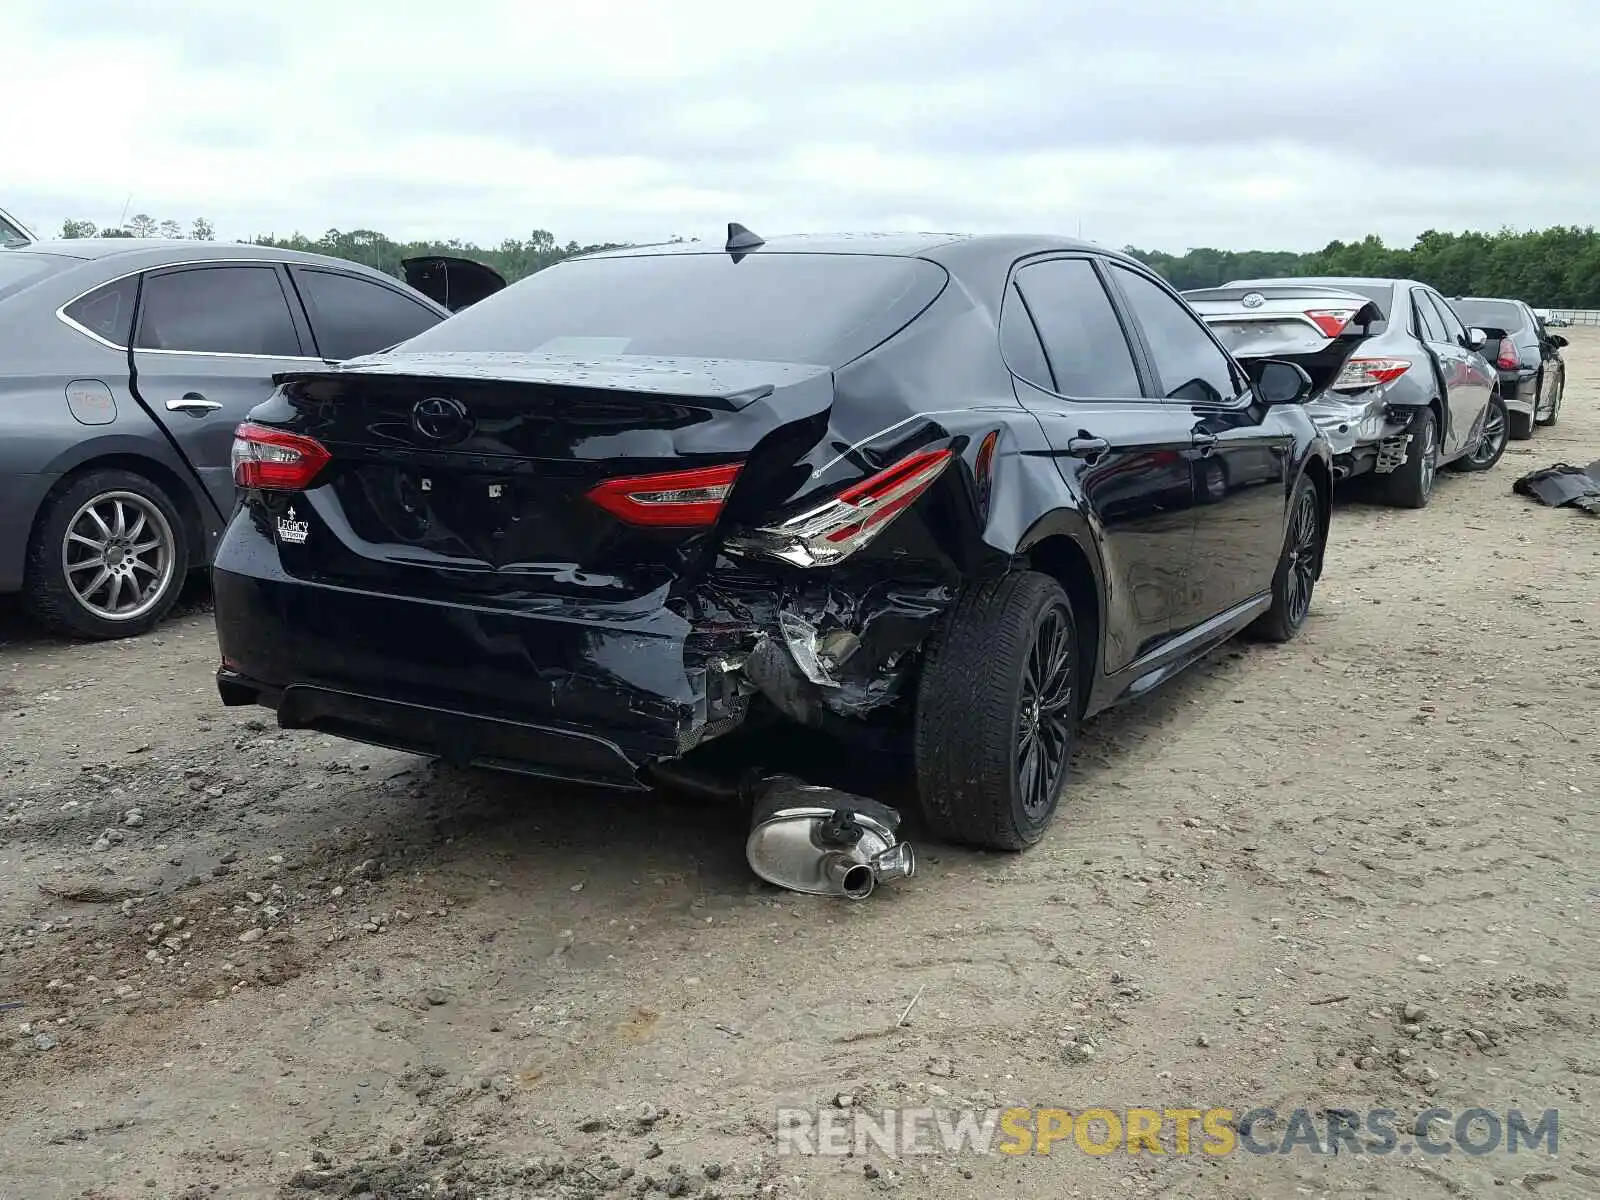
(1413, 292, 1448, 342)
(398, 251, 948, 366)
(1110, 265, 1242, 404)
(291, 268, 442, 360)
(63, 275, 139, 346)
(1010, 258, 1140, 397)
(998, 283, 1054, 390)
(1426, 292, 1466, 342)
(134, 265, 302, 357)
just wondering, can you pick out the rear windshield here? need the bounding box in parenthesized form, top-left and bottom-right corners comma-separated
(396, 251, 949, 366)
(0, 251, 69, 302)
(1449, 299, 1525, 334)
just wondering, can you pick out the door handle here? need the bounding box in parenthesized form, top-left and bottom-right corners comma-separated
(1192, 430, 1219, 456)
(166, 393, 222, 416)
(1065, 435, 1110, 460)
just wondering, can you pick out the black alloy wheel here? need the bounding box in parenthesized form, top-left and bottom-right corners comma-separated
(914, 571, 1082, 851)
(1016, 600, 1077, 819)
(1249, 472, 1322, 644)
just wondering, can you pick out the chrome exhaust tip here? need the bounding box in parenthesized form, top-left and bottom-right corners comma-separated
(744, 774, 915, 900)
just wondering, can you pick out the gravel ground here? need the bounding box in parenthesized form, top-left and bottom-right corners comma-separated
(1, 333, 1597, 1200)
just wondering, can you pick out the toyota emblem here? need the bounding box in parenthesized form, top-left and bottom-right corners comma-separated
(412, 396, 472, 443)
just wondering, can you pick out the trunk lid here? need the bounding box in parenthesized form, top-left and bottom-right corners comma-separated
(401, 256, 508, 312)
(1182, 284, 1384, 393)
(256, 352, 833, 598)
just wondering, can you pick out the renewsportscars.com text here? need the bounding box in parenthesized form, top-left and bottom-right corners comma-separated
(775, 1106, 1559, 1158)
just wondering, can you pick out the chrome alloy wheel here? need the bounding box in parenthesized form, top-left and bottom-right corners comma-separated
(60, 491, 177, 622)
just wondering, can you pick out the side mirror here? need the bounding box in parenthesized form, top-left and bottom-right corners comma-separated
(1252, 359, 1313, 405)
(1549, 334, 1568, 349)
(1465, 327, 1488, 350)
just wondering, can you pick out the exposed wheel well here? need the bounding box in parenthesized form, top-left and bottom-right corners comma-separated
(1023, 534, 1101, 717)
(30, 455, 207, 571)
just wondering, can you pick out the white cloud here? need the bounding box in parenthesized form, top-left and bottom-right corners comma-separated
(4, 0, 1598, 251)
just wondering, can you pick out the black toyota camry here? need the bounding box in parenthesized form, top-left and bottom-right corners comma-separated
(212, 227, 1332, 851)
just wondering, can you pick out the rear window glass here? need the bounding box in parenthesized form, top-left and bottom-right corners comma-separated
(0, 252, 69, 302)
(1449, 300, 1525, 334)
(396, 251, 949, 366)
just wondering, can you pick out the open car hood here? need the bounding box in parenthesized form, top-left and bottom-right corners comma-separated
(401, 255, 507, 312)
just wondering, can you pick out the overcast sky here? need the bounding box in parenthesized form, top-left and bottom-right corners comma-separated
(5, 0, 1597, 253)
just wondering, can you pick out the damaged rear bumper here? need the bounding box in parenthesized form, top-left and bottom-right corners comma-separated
(1306, 390, 1416, 479)
(212, 557, 951, 789)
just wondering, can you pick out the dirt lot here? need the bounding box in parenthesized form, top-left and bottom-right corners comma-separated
(2, 334, 1597, 1200)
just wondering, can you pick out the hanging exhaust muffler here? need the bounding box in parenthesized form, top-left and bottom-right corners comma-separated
(742, 774, 915, 900)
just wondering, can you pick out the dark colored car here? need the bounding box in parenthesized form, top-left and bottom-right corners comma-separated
(0, 239, 505, 640)
(1448, 296, 1567, 439)
(212, 229, 1333, 852)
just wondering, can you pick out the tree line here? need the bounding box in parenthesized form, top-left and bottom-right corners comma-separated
(1130, 226, 1600, 309)
(52, 218, 1600, 308)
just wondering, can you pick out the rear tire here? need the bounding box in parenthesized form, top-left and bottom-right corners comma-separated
(1508, 393, 1535, 440)
(1453, 392, 1509, 473)
(914, 571, 1080, 851)
(1249, 472, 1322, 644)
(1536, 375, 1562, 427)
(21, 468, 190, 640)
(1377, 409, 1437, 509)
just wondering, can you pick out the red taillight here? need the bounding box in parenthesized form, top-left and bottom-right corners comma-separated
(725, 446, 955, 568)
(1496, 341, 1518, 370)
(584, 462, 743, 527)
(231, 422, 331, 491)
(826, 448, 953, 544)
(1331, 357, 1412, 392)
(1304, 308, 1358, 339)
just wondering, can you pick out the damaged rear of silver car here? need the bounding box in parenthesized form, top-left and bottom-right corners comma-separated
(1182, 283, 1402, 479)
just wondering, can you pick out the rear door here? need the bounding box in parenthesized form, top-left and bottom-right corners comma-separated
(1416, 289, 1493, 458)
(286, 266, 446, 358)
(1109, 263, 1292, 628)
(129, 262, 317, 516)
(1002, 254, 1195, 670)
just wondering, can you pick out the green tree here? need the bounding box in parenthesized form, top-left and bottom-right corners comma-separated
(158, 219, 184, 239)
(190, 217, 215, 241)
(60, 219, 97, 238)
(127, 213, 158, 238)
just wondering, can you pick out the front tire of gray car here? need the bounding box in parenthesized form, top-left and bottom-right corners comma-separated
(22, 468, 190, 641)
(1377, 409, 1438, 509)
(913, 570, 1080, 852)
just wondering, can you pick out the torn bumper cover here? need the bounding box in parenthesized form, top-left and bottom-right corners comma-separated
(1513, 459, 1600, 514)
(213, 561, 953, 790)
(1305, 390, 1414, 473)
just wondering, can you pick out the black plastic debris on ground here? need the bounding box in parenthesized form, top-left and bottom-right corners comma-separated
(1513, 459, 1600, 514)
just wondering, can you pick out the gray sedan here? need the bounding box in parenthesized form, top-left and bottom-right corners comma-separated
(0, 239, 503, 639)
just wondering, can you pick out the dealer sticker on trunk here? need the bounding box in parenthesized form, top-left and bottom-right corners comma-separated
(277, 507, 310, 545)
